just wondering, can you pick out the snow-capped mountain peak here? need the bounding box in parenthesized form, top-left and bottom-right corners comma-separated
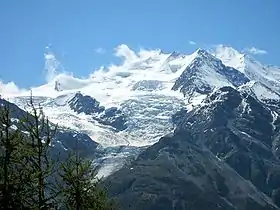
(213, 45, 280, 94)
(211, 44, 245, 72)
(214, 44, 244, 58)
(3, 45, 280, 150)
(195, 48, 214, 57)
(3, 44, 280, 188)
(172, 47, 249, 99)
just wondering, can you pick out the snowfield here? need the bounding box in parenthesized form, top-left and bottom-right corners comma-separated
(2, 44, 280, 177)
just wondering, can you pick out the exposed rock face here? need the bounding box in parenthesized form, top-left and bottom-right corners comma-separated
(68, 92, 104, 115)
(68, 93, 127, 131)
(98, 107, 127, 131)
(52, 131, 99, 159)
(173, 86, 280, 207)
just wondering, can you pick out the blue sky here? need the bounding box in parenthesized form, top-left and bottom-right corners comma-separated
(0, 0, 279, 88)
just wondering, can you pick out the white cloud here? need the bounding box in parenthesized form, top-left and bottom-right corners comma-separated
(0, 81, 26, 96)
(0, 44, 172, 98)
(189, 41, 196, 45)
(115, 44, 138, 61)
(244, 47, 267, 55)
(138, 48, 161, 59)
(94, 47, 106, 54)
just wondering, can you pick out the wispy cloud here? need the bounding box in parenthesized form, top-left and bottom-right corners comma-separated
(244, 47, 267, 55)
(94, 47, 106, 54)
(44, 51, 61, 82)
(189, 41, 196, 45)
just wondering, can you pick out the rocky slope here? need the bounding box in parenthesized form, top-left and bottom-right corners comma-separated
(105, 86, 280, 209)
(172, 49, 249, 99)
(0, 98, 99, 160)
(105, 133, 278, 210)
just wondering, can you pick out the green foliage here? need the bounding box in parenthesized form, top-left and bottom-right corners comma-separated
(59, 152, 116, 210)
(19, 97, 58, 209)
(0, 102, 27, 209)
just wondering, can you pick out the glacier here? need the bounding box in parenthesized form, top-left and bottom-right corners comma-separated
(2, 44, 280, 177)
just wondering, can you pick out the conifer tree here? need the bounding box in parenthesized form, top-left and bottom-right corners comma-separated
(19, 96, 58, 209)
(1, 96, 116, 209)
(0, 100, 29, 209)
(59, 141, 116, 210)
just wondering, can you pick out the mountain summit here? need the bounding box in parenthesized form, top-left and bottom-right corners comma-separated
(2, 45, 280, 208)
